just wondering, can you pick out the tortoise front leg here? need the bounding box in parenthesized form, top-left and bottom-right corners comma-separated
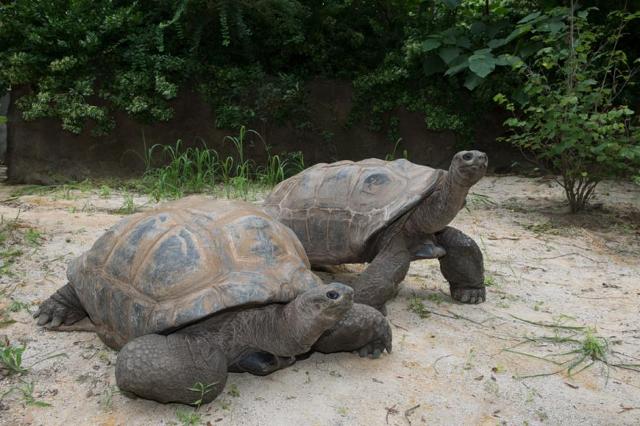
(116, 333, 227, 405)
(34, 283, 88, 328)
(350, 234, 411, 312)
(313, 303, 392, 358)
(435, 226, 486, 304)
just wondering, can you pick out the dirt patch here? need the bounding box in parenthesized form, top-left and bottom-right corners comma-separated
(1, 176, 639, 425)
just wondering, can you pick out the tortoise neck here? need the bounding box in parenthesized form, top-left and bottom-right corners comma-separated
(404, 170, 469, 236)
(186, 301, 330, 364)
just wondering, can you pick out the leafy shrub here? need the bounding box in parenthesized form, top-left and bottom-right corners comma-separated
(495, 5, 640, 212)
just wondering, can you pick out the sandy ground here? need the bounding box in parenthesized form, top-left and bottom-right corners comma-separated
(0, 175, 639, 426)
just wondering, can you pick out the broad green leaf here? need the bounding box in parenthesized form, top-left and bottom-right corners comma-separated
(440, 28, 459, 45)
(423, 55, 446, 76)
(475, 48, 492, 55)
(456, 36, 472, 49)
(470, 21, 487, 35)
(539, 21, 565, 34)
(438, 46, 462, 64)
(488, 38, 506, 49)
(464, 73, 484, 90)
(518, 12, 541, 24)
(444, 56, 469, 77)
(505, 25, 530, 43)
(468, 52, 496, 78)
(422, 38, 442, 52)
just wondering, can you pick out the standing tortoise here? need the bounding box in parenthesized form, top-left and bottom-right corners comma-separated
(264, 151, 488, 311)
(34, 197, 391, 405)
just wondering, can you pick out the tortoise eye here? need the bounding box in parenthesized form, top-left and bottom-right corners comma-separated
(326, 290, 340, 300)
(462, 153, 473, 161)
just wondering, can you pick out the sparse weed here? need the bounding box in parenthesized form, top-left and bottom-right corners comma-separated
(175, 408, 202, 426)
(384, 138, 408, 161)
(505, 317, 640, 380)
(226, 383, 240, 398)
(0, 342, 67, 377)
(426, 293, 445, 305)
(465, 192, 496, 210)
(463, 348, 476, 370)
(483, 275, 497, 287)
(9, 300, 30, 313)
(116, 193, 137, 215)
(0, 343, 27, 375)
(98, 185, 112, 198)
(100, 385, 120, 411)
(524, 221, 559, 235)
(0, 381, 52, 407)
(189, 381, 217, 409)
(24, 228, 43, 246)
(408, 297, 430, 319)
(496, 300, 511, 309)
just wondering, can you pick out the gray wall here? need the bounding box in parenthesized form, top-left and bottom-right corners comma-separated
(0, 93, 8, 163)
(6, 81, 519, 184)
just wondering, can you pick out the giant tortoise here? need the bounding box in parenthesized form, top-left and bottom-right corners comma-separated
(34, 197, 391, 404)
(264, 151, 488, 311)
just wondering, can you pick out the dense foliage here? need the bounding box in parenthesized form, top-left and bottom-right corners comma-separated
(1, 1, 639, 205)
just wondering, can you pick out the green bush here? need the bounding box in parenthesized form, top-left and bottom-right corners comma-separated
(495, 5, 640, 212)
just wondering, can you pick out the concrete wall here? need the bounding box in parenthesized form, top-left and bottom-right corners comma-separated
(6, 80, 519, 184)
(0, 93, 9, 164)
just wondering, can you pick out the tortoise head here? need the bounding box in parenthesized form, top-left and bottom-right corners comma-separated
(450, 150, 488, 186)
(288, 282, 353, 347)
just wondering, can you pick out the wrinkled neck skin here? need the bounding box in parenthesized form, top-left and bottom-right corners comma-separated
(179, 298, 337, 365)
(404, 168, 471, 237)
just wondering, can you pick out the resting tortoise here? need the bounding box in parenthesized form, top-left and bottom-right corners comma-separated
(35, 198, 390, 404)
(264, 151, 488, 310)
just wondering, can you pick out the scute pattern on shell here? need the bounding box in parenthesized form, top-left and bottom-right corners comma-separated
(264, 158, 444, 264)
(68, 197, 322, 349)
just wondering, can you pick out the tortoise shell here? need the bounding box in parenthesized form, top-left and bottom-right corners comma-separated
(264, 158, 444, 264)
(68, 197, 322, 349)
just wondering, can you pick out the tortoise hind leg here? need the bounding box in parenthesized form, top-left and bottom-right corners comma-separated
(349, 234, 411, 312)
(313, 303, 392, 359)
(435, 226, 486, 304)
(116, 333, 227, 405)
(34, 283, 88, 328)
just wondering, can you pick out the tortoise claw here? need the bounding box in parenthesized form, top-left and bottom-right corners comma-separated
(450, 286, 486, 304)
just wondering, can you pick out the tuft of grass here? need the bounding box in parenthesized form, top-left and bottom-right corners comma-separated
(142, 127, 304, 201)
